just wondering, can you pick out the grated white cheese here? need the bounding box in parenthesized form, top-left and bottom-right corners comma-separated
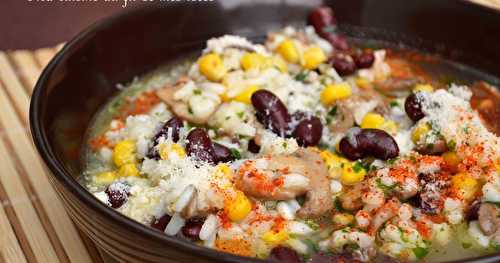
(421, 88, 500, 163)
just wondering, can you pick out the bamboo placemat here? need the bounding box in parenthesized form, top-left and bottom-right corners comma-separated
(0, 46, 116, 263)
(1, 1, 500, 262)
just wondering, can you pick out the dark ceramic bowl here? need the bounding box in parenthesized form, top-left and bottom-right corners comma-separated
(30, 0, 500, 262)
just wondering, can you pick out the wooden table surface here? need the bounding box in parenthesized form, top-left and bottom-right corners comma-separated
(0, 1, 499, 263)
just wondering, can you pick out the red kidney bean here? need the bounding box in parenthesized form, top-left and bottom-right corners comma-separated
(147, 117, 184, 159)
(404, 93, 425, 122)
(251, 90, 291, 137)
(339, 128, 399, 160)
(292, 116, 323, 147)
(268, 246, 302, 263)
(308, 6, 350, 51)
(466, 200, 481, 221)
(151, 214, 172, 232)
(105, 182, 129, 209)
(308, 6, 336, 37)
(415, 138, 448, 155)
(324, 34, 350, 51)
(329, 53, 357, 76)
(352, 50, 375, 69)
(248, 139, 260, 153)
(212, 142, 234, 163)
(186, 128, 216, 164)
(181, 218, 204, 241)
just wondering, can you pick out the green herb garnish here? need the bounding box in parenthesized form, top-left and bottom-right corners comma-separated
(328, 106, 338, 116)
(304, 219, 320, 231)
(413, 247, 429, 259)
(295, 72, 308, 82)
(447, 139, 457, 151)
(303, 239, 319, 253)
(297, 195, 306, 206)
(462, 242, 473, 249)
(376, 178, 396, 195)
(334, 198, 346, 212)
(352, 161, 364, 173)
(389, 101, 399, 108)
(230, 149, 241, 159)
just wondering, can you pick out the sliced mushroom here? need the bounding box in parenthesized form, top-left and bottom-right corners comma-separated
(293, 148, 333, 218)
(329, 90, 389, 135)
(478, 203, 500, 235)
(237, 148, 333, 218)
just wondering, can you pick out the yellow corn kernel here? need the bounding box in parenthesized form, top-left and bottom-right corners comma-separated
(226, 191, 252, 222)
(276, 39, 299, 64)
(442, 151, 461, 171)
(302, 46, 326, 70)
(112, 140, 136, 167)
(361, 113, 385, 129)
(216, 164, 233, 178)
(234, 85, 260, 104)
(198, 53, 226, 82)
(355, 77, 371, 89)
(320, 151, 349, 179)
(261, 230, 288, 245)
(413, 84, 434, 93)
(451, 173, 480, 201)
(214, 164, 234, 190)
(380, 120, 398, 134)
(320, 82, 352, 106)
(411, 122, 431, 143)
(271, 56, 288, 73)
(220, 88, 231, 102)
(333, 213, 354, 226)
(341, 162, 366, 185)
(241, 52, 266, 71)
(118, 163, 140, 177)
(159, 143, 186, 160)
(94, 171, 118, 185)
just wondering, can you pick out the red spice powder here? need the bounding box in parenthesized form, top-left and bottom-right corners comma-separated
(416, 221, 432, 240)
(89, 134, 110, 151)
(217, 211, 232, 229)
(123, 91, 160, 117)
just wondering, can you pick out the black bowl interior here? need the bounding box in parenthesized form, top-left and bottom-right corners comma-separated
(30, 0, 500, 262)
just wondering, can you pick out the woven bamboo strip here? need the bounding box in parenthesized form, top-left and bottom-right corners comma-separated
(9, 51, 40, 92)
(0, 196, 27, 263)
(0, 52, 94, 263)
(0, 109, 58, 263)
(7, 47, 105, 263)
(33, 48, 57, 69)
(11, 47, 106, 263)
(471, 0, 500, 9)
(0, 53, 30, 124)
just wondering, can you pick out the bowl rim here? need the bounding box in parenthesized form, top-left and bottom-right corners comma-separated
(29, 3, 500, 263)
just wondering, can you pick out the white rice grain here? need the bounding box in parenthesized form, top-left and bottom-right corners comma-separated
(174, 185, 196, 212)
(199, 214, 220, 241)
(164, 212, 185, 236)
